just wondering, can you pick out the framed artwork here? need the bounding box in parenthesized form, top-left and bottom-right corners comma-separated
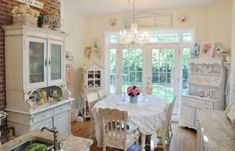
(199, 42, 214, 58)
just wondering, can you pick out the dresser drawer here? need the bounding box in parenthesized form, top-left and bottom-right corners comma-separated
(33, 109, 53, 123)
(54, 103, 70, 114)
(182, 96, 213, 109)
(32, 118, 53, 130)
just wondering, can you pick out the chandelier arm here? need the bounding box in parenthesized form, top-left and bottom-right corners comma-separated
(133, 0, 135, 23)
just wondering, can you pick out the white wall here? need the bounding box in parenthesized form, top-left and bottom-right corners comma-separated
(229, 0, 235, 103)
(62, 8, 88, 108)
(85, 0, 233, 66)
(208, 0, 233, 50)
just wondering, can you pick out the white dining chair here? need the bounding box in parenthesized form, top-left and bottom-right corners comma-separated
(151, 97, 176, 151)
(99, 108, 140, 151)
(86, 92, 99, 139)
(97, 89, 106, 101)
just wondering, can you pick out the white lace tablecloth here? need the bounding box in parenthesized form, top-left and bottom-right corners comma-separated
(91, 94, 169, 147)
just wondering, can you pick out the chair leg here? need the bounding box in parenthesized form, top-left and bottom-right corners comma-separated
(90, 119, 94, 139)
(102, 146, 106, 151)
(162, 137, 168, 151)
(170, 125, 173, 138)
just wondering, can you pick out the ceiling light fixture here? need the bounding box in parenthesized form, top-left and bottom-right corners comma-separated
(119, 0, 149, 47)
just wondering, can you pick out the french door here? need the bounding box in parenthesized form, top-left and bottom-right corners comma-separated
(144, 44, 180, 115)
(107, 44, 190, 115)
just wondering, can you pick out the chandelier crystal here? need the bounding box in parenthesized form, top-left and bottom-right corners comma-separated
(119, 0, 149, 46)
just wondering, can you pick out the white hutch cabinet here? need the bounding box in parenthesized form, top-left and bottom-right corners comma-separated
(78, 63, 103, 118)
(180, 58, 225, 129)
(3, 25, 73, 136)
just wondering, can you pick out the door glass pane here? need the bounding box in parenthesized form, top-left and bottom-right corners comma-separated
(152, 48, 174, 103)
(29, 42, 44, 84)
(51, 44, 62, 80)
(122, 48, 143, 93)
(109, 49, 116, 95)
(182, 48, 190, 94)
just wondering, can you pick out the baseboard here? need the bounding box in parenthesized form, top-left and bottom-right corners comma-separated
(171, 114, 180, 122)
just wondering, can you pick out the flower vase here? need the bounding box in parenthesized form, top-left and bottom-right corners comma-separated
(129, 95, 138, 104)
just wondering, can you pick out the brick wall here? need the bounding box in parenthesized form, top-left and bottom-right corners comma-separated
(0, 0, 61, 109)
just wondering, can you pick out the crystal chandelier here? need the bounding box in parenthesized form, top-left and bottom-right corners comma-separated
(119, 0, 149, 46)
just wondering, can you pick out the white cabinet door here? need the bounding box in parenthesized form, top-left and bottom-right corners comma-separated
(54, 112, 69, 133)
(32, 117, 53, 130)
(48, 40, 64, 85)
(26, 37, 47, 89)
(180, 105, 195, 127)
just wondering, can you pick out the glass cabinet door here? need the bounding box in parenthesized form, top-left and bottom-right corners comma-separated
(48, 40, 64, 84)
(27, 37, 47, 87)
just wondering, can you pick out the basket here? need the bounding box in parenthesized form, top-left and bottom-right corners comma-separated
(13, 14, 37, 26)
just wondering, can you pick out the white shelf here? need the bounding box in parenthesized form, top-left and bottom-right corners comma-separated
(190, 72, 221, 76)
(189, 83, 220, 88)
(189, 58, 223, 65)
(181, 95, 222, 102)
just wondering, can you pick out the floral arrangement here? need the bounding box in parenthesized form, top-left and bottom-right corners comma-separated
(127, 86, 140, 97)
(11, 4, 40, 18)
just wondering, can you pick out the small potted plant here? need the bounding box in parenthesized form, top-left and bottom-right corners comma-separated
(38, 13, 50, 28)
(11, 4, 40, 26)
(50, 16, 63, 31)
(127, 86, 140, 103)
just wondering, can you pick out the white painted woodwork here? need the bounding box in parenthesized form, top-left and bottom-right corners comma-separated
(180, 58, 225, 129)
(25, 37, 47, 89)
(33, 118, 53, 130)
(2, 25, 72, 136)
(3, 25, 68, 112)
(48, 40, 64, 85)
(54, 111, 70, 133)
(6, 99, 73, 136)
(180, 104, 195, 127)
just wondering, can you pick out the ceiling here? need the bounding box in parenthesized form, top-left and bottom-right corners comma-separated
(63, 0, 220, 16)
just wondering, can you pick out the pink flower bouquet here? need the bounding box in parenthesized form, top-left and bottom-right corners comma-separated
(127, 86, 140, 97)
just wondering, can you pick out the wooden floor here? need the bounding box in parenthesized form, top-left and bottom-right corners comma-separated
(72, 121, 196, 151)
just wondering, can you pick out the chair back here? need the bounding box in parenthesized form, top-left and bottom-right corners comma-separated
(97, 89, 106, 100)
(99, 108, 128, 142)
(86, 92, 99, 111)
(163, 97, 176, 132)
(146, 85, 153, 95)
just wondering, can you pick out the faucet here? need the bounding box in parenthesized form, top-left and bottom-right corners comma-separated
(41, 127, 62, 151)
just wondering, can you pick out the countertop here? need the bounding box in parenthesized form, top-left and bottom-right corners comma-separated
(197, 110, 235, 151)
(6, 98, 74, 115)
(0, 130, 93, 151)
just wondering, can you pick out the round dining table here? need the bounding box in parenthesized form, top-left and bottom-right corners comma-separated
(91, 94, 169, 151)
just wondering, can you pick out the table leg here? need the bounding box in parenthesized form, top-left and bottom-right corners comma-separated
(141, 134, 146, 151)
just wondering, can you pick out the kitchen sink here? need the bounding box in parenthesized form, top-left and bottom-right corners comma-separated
(8, 137, 54, 151)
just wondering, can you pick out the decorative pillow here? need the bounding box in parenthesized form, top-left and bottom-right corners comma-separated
(225, 102, 235, 127)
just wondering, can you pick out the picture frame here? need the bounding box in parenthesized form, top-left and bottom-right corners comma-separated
(199, 42, 214, 58)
